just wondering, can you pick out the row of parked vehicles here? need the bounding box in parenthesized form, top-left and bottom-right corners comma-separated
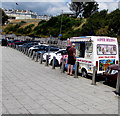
(2, 36, 119, 87)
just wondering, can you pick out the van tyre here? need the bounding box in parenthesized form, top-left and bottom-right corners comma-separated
(82, 69, 87, 78)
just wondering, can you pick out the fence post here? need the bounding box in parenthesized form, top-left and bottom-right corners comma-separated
(91, 66, 97, 85)
(116, 65, 120, 95)
(52, 56, 56, 69)
(39, 53, 43, 64)
(45, 55, 49, 66)
(61, 59, 65, 73)
(74, 62, 79, 78)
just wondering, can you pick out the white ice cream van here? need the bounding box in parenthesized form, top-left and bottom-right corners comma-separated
(67, 36, 119, 77)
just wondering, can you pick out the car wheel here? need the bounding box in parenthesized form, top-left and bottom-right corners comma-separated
(82, 69, 87, 78)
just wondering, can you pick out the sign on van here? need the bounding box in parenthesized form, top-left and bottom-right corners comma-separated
(97, 38, 116, 42)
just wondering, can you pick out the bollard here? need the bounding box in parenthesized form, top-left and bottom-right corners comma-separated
(17, 46, 19, 50)
(39, 53, 43, 64)
(15, 45, 17, 49)
(74, 62, 79, 78)
(20, 47, 22, 52)
(29, 49, 32, 57)
(25, 48, 27, 54)
(29, 50, 33, 58)
(13, 45, 15, 48)
(61, 59, 65, 73)
(91, 66, 97, 85)
(28, 49, 30, 57)
(26, 48, 29, 56)
(23, 48, 25, 53)
(45, 55, 49, 66)
(35, 52, 39, 62)
(26, 49, 29, 56)
(25, 48, 28, 55)
(116, 67, 120, 95)
(32, 51, 36, 60)
(19, 47, 21, 51)
(52, 56, 56, 69)
(22, 47, 24, 53)
(27, 49, 30, 57)
(23, 48, 25, 54)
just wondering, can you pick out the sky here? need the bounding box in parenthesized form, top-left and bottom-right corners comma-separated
(1, 0, 120, 16)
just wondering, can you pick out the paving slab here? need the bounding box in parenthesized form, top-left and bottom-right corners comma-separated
(1, 46, 119, 114)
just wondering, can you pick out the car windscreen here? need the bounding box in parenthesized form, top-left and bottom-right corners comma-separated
(110, 70, 118, 74)
(45, 47, 59, 52)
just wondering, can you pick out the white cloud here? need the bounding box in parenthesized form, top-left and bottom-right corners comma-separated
(1, 0, 119, 16)
(98, 2, 119, 12)
(46, 2, 71, 15)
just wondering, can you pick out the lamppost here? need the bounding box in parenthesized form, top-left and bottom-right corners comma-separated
(59, 10, 63, 39)
(60, 10, 63, 35)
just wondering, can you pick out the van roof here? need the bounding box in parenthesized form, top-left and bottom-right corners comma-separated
(69, 36, 117, 42)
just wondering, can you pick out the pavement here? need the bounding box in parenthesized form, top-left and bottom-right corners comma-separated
(1, 46, 119, 114)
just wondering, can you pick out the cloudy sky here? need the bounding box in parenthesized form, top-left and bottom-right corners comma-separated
(1, 0, 120, 16)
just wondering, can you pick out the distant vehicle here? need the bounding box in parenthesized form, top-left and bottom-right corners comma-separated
(21, 42, 39, 49)
(1, 39, 8, 46)
(29, 44, 48, 50)
(8, 40, 20, 46)
(103, 64, 120, 86)
(43, 49, 67, 66)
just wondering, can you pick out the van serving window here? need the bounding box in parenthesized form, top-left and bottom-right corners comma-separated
(97, 44, 117, 55)
(85, 42, 93, 53)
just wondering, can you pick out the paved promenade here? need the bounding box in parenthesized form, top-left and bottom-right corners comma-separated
(1, 46, 119, 114)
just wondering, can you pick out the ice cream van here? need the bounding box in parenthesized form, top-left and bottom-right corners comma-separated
(67, 36, 119, 77)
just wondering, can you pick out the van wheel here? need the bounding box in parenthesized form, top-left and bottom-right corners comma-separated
(82, 69, 87, 78)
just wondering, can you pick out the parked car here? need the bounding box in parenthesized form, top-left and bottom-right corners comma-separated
(8, 40, 20, 46)
(19, 42, 39, 51)
(35, 46, 60, 59)
(103, 64, 120, 86)
(43, 49, 67, 66)
(29, 44, 49, 56)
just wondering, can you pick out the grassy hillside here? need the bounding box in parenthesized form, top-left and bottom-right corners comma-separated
(2, 9, 120, 40)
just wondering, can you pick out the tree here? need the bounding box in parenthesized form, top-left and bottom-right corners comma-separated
(107, 9, 120, 36)
(69, 1, 98, 18)
(0, 8, 8, 25)
(82, 2, 98, 18)
(69, 2, 84, 18)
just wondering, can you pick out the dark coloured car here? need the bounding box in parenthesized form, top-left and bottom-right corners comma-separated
(21, 42, 39, 49)
(8, 40, 20, 46)
(1, 39, 8, 46)
(103, 64, 120, 86)
(36, 46, 60, 54)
